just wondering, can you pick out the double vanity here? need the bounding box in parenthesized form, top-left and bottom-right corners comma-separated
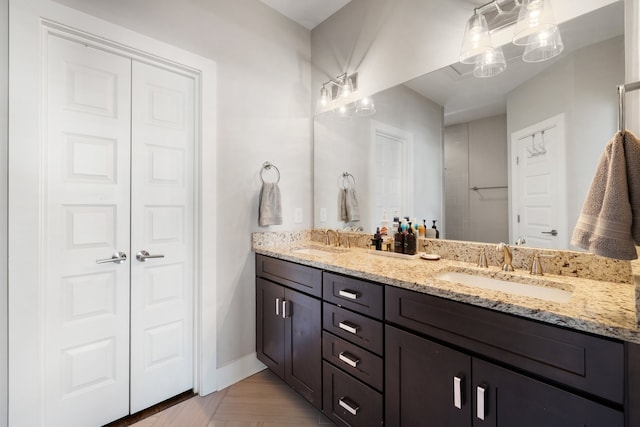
(253, 230, 640, 426)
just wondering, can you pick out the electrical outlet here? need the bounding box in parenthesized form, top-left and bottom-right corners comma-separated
(294, 208, 303, 223)
(320, 208, 327, 222)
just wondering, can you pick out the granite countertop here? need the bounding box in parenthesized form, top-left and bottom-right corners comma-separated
(253, 239, 640, 344)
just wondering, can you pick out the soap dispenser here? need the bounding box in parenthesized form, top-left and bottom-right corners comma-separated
(432, 220, 440, 239)
(394, 223, 405, 253)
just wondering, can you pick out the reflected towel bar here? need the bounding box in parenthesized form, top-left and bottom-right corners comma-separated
(618, 81, 640, 132)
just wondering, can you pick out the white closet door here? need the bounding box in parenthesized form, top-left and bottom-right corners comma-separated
(44, 35, 132, 426)
(129, 60, 195, 412)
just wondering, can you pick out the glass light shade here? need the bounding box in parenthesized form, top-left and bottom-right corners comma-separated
(339, 75, 354, 98)
(513, 0, 558, 46)
(355, 97, 376, 116)
(522, 26, 564, 62)
(459, 12, 493, 64)
(318, 85, 330, 107)
(335, 103, 354, 120)
(473, 47, 506, 78)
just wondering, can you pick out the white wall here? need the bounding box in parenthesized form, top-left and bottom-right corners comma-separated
(49, 0, 312, 374)
(507, 36, 624, 243)
(311, 0, 620, 104)
(314, 84, 443, 232)
(1, 0, 7, 424)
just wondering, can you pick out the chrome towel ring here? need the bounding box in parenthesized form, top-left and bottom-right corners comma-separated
(260, 161, 280, 184)
(338, 172, 356, 189)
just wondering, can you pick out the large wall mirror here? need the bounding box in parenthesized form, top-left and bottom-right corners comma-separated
(313, 1, 624, 250)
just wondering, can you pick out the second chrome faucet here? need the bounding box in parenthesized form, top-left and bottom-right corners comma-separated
(496, 242, 514, 271)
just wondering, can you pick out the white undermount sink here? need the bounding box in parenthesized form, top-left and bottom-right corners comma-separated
(291, 245, 348, 257)
(435, 271, 573, 304)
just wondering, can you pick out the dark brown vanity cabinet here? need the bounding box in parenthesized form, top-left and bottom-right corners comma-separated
(321, 272, 384, 427)
(385, 286, 625, 427)
(255, 255, 322, 409)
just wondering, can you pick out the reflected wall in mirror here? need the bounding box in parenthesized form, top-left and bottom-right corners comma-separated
(313, 1, 624, 250)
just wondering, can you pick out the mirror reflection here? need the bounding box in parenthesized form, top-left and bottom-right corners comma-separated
(313, 1, 624, 249)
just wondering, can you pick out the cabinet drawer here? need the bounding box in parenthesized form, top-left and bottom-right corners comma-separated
(323, 361, 383, 427)
(386, 286, 624, 404)
(322, 331, 383, 391)
(255, 254, 322, 297)
(323, 303, 384, 356)
(323, 272, 383, 319)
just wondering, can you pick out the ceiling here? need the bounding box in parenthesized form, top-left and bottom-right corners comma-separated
(259, 0, 352, 30)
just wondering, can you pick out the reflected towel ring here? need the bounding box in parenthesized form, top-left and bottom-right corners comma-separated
(261, 161, 280, 184)
(338, 172, 356, 189)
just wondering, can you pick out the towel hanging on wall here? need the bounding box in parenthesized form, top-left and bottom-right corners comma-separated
(258, 162, 282, 226)
(338, 172, 360, 222)
(571, 130, 640, 260)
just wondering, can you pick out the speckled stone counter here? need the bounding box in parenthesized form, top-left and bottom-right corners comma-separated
(252, 230, 640, 344)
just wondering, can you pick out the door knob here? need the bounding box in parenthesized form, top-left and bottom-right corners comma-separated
(96, 252, 127, 264)
(541, 229, 558, 236)
(136, 250, 165, 262)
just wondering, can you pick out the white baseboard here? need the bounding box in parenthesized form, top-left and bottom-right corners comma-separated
(208, 353, 266, 394)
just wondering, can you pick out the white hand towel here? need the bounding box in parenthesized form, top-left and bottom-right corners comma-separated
(338, 188, 348, 221)
(571, 130, 640, 260)
(258, 182, 283, 226)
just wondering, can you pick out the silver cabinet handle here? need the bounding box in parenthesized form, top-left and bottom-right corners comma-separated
(136, 250, 165, 262)
(338, 321, 359, 334)
(339, 289, 359, 300)
(96, 251, 127, 264)
(338, 351, 360, 368)
(541, 229, 558, 236)
(477, 384, 487, 420)
(339, 397, 359, 416)
(275, 298, 281, 316)
(282, 300, 290, 319)
(454, 376, 463, 409)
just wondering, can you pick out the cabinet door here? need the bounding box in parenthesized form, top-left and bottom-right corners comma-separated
(256, 278, 285, 379)
(472, 358, 623, 427)
(386, 326, 472, 427)
(285, 287, 322, 409)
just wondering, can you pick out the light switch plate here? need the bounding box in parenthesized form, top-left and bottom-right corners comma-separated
(320, 208, 327, 222)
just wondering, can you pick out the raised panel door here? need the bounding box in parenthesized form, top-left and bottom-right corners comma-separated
(130, 60, 195, 412)
(44, 34, 132, 427)
(256, 278, 286, 378)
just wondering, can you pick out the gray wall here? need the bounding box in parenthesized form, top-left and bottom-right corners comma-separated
(507, 36, 624, 242)
(1, 0, 7, 424)
(51, 0, 312, 369)
(445, 115, 508, 243)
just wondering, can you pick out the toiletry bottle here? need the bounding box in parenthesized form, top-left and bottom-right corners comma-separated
(406, 223, 416, 255)
(418, 220, 426, 238)
(372, 227, 383, 251)
(392, 213, 400, 235)
(394, 224, 405, 253)
(380, 211, 390, 236)
(432, 220, 440, 239)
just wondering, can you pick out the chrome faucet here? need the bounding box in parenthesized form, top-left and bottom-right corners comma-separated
(476, 247, 488, 268)
(326, 229, 340, 246)
(496, 242, 514, 271)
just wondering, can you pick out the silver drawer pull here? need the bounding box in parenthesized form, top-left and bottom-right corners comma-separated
(453, 376, 463, 409)
(339, 289, 359, 300)
(96, 251, 127, 264)
(477, 384, 487, 420)
(338, 351, 360, 368)
(282, 300, 290, 319)
(339, 397, 360, 416)
(338, 321, 359, 334)
(275, 298, 281, 316)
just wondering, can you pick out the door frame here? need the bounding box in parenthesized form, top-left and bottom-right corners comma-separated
(8, 1, 217, 425)
(509, 113, 567, 248)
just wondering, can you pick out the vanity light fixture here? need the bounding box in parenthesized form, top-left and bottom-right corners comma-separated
(459, 0, 563, 78)
(316, 71, 377, 118)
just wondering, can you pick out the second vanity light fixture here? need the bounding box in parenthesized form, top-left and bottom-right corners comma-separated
(459, 0, 564, 78)
(317, 71, 376, 119)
